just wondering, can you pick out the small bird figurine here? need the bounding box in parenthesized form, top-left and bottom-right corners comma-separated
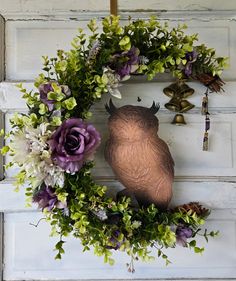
(105, 100, 174, 209)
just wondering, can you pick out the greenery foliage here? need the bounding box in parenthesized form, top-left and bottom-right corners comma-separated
(1, 16, 225, 270)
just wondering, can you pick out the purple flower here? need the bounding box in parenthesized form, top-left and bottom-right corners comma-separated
(33, 185, 66, 211)
(39, 82, 71, 111)
(48, 118, 101, 173)
(176, 225, 193, 247)
(106, 230, 124, 250)
(87, 40, 101, 63)
(184, 51, 198, 77)
(111, 46, 140, 79)
(39, 83, 55, 111)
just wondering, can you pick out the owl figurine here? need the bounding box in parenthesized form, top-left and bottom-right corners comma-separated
(105, 100, 174, 209)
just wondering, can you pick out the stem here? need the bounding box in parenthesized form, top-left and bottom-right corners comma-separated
(29, 217, 46, 227)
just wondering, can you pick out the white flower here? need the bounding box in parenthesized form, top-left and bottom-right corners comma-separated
(92, 209, 108, 221)
(139, 56, 149, 65)
(10, 123, 64, 188)
(10, 129, 30, 164)
(103, 67, 122, 99)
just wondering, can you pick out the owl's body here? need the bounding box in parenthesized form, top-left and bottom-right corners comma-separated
(105, 101, 174, 208)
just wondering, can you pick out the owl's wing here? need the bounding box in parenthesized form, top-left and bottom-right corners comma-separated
(104, 139, 152, 189)
(149, 137, 174, 179)
(104, 139, 113, 164)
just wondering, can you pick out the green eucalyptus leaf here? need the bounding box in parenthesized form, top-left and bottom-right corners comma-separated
(62, 97, 77, 110)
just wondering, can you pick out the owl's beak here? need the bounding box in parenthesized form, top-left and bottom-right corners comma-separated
(105, 99, 117, 115)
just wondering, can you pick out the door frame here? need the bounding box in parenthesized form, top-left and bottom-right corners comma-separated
(0, 213, 3, 281)
(0, 14, 5, 281)
(0, 15, 4, 82)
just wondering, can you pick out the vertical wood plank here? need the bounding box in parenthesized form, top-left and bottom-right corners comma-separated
(110, 0, 118, 16)
(0, 213, 3, 281)
(0, 15, 4, 82)
(0, 111, 4, 181)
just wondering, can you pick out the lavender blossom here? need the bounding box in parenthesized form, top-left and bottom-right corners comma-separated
(184, 50, 198, 77)
(48, 118, 101, 174)
(33, 185, 66, 211)
(87, 40, 101, 63)
(176, 225, 193, 247)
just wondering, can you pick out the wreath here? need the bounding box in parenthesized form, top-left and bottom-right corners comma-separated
(1, 16, 227, 271)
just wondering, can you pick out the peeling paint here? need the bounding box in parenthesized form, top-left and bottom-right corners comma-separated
(1, 10, 236, 22)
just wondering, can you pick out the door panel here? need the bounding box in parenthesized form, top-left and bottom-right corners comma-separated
(0, 3, 236, 280)
(3, 210, 236, 280)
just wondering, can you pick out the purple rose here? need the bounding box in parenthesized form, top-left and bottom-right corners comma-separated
(49, 118, 101, 173)
(176, 225, 193, 247)
(39, 82, 71, 111)
(33, 185, 66, 211)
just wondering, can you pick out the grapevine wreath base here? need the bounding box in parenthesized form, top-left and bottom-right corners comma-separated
(2, 16, 225, 271)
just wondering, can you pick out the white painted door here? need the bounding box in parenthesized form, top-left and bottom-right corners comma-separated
(0, 1, 236, 280)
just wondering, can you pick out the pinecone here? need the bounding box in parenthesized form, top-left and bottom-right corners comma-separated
(196, 73, 225, 93)
(174, 202, 210, 218)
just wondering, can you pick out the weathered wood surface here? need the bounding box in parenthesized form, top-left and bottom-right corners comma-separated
(0, 1, 236, 279)
(0, 16, 4, 82)
(0, 213, 3, 281)
(3, 210, 236, 280)
(3, 19, 236, 81)
(0, 0, 236, 16)
(1, 80, 236, 279)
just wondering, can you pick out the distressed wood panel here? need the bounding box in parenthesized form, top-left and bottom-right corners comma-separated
(0, 180, 236, 212)
(0, 213, 3, 281)
(91, 111, 236, 178)
(2, 81, 236, 179)
(4, 110, 236, 179)
(5, 21, 82, 81)
(0, 110, 4, 180)
(0, 0, 236, 16)
(2, 81, 236, 111)
(0, 4, 236, 278)
(4, 19, 236, 80)
(2, 81, 229, 110)
(3, 210, 236, 280)
(0, 15, 4, 82)
(119, 0, 236, 11)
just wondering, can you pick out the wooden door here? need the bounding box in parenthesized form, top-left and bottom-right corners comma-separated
(0, 1, 236, 280)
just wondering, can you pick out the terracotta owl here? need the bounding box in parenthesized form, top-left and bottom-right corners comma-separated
(104, 100, 174, 209)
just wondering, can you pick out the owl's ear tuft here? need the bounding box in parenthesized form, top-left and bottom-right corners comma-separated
(105, 99, 117, 115)
(149, 101, 160, 114)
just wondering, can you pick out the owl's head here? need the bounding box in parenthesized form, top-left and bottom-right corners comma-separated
(105, 99, 160, 141)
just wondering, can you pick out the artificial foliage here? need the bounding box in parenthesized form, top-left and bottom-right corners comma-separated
(1, 16, 225, 270)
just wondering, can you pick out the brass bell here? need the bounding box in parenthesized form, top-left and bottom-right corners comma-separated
(179, 100, 195, 113)
(171, 114, 186, 125)
(165, 97, 181, 112)
(163, 80, 194, 98)
(178, 81, 194, 98)
(163, 83, 177, 97)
